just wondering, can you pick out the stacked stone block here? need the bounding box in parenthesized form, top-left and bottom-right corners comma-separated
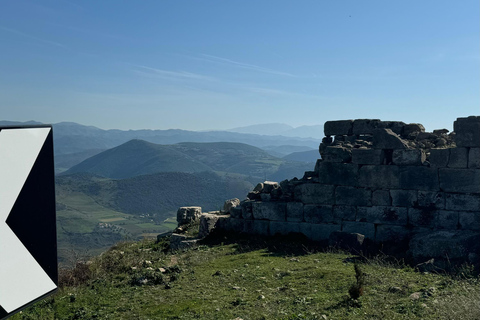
(218, 116, 480, 264)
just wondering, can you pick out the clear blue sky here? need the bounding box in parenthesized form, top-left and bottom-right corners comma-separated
(1, 0, 478, 132)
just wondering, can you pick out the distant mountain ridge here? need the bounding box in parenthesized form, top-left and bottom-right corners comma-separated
(227, 123, 323, 139)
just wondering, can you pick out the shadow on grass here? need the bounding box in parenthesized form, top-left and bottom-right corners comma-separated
(198, 229, 339, 258)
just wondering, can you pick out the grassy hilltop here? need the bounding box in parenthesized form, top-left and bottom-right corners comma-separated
(13, 231, 480, 320)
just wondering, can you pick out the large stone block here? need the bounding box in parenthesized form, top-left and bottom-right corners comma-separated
(324, 120, 353, 136)
(352, 119, 382, 135)
(218, 217, 245, 232)
(377, 121, 406, 135)
(372, 189, 391, 206)
(304, 205, 334, 224)
(390, 189, 417, 207)
(317, 162, 359, 186)
(294, 183, 335, 204)
(342, 221, 376, 240)
(448, 148, 469, 168)
(352, 148, 385, 165)
(356, 206, 408, 225)
(322, 146, 352, 163)
(243, 219, 270, 236)
(241, 201, 253, 219)
(402, 123, 425, 136)
(439, 168, 480, 193)
(445, 193, 480, 211)
(286, 202, 304, 222)
(335, 186, 372, 206)
(428, 148, 450, 168)
(435, 210, 459, 230)
(230, 207, 243, 219)
(392, 149, 426, 166)
(372, 128, 408, 149)
(375, 225, 411, 242)
(399, 166, 439, 191)
(417, 191, 445, 209)
(458, 212, 480, 231)
(270, 221, 302, 236)
(177, 206, 202, 226)
(300, 223, 341, 242)
(454, 116, 480, 147)
(333, 205, 356, 222)
(408, 208, 435, 228)
(252, 202, 286, 221)
(469, 148, 480, 168)
(408, 230, 480, 262)
(358, 165, 400, 189)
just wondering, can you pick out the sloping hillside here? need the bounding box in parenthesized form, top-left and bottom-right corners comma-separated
(63, 139, 313, 181)
(64, 140, 213, 179)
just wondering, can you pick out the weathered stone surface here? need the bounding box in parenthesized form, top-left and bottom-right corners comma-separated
(377, 121, 407, 135)
(399, 166, 439, 191)
(352, 119, 382, 135)
(324, 120, 353, 136)
(270, 221, 301, 236)
(357, 206, 408, 225)
(390, 189, 417, 207)
(352, 148, 384, 165)
(224, 198, 240, 213)
(454, 116, 480, 147)
(300, 223, 341, 242)
(252, 202, 286, 221)
(408, 230, 480, 262)
(286, 202, 304, 222)
(458, 211, 480, 231)
(335, 186, 371, 206)
(317, 162, 359, 186)
(342, 221, 375, 240)
(358, 165, 400, 189)
(198, 213, 221, 238)
(244, 219, 270, 235)
(468, 148, 480, 168)
(435, 210, 458, 230)
(428, 148, 450, 168)
(393, 149, 426, 166)
(241, 201, 253, 219)
(170, 234, 198, 250)
(304, 205, 334, 224)
(230, 206, 242, 219)
(333, 205, 356, 222)
(260, 193, 271, 202)
(253, 183, 264, 192)
(417, 191, 445, 209)
(375, 225, 411, 242)
(217, 217, 244, 232)
(372, 128, 408, 149)
(402, 123, 425, 136)
(408, 208, 435, 228)
(322, 146, 352, 163)
(439, 168, 480, 193)
(445, 193, 480, 211)
(448, 148, 468, 168)
(328, 231, 365, 251)
(177, 206, 202, 226)
(372, 190, 391, 206)
(294, 183, 335, 204)
(263, 181, 279, 193)
(247, 191, 261, 201)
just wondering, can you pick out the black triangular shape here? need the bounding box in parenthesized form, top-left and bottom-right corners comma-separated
(6, 129, 57, 285)
(0, 306, 7, 320)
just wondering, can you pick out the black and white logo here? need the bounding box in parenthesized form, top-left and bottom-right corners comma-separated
(0, 126, 57, 319)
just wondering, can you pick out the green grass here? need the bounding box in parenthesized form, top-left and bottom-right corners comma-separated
(13, 234, 480, 320)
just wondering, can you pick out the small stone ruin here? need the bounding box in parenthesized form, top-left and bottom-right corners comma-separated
(174, 116, 480, 269)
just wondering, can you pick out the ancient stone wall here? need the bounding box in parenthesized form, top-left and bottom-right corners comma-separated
(218, 116, 480, 266)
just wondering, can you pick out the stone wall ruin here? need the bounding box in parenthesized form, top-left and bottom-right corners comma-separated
(216, 116, 480, 268)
